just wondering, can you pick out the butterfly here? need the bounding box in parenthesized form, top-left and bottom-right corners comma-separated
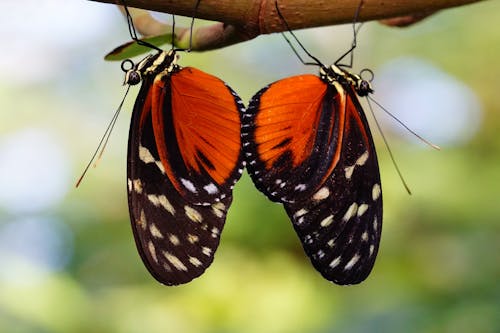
(241, 1, 382, 285)
(120, 3, 245, 285)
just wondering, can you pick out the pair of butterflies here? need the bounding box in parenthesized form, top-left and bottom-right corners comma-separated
(124, 45, 382, 286)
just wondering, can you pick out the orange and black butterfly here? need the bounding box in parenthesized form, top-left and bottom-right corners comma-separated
(121, 3, 244, 285)
(242, 2, 382, 285)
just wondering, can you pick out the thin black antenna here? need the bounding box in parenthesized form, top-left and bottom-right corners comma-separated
(365, 96, 412, 195)
(335, 0, 365, 67)
(275, 1, 324, 68)
(76, 85, 132, 187)
(171, 14, 176, 49)
(187, 0, 202, 52)
(368, 96, 441, 150)
(120, 0, 162, 51)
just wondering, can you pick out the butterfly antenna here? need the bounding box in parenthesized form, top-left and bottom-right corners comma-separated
(368, 96, 441, 150)
(186, 0, 202, 52)
(366, 97, 412, 195)
(335, 0, 364, 67)
(171, 14, 177, 50)
(76, 85, 131, 187)
(280, 32, 314, 66)
(120, 0, 162, 51)
(275, 1, 324, 68)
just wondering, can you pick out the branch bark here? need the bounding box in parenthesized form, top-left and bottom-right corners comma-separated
(90, 0, 485, 51)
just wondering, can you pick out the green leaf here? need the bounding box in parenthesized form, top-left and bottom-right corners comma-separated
(104, 34, 172, 61)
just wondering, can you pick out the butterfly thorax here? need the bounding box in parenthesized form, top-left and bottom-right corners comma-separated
(319, 65, 373, 97)
(124, 50, 180, 86)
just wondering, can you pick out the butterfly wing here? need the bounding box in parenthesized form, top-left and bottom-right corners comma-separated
(243, 75, 343, 203)
(284, 82, 382, 285)
(127, 67, 243, 285)
(152, 67, 244, 205)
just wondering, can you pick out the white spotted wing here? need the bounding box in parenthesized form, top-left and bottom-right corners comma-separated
(283, 84, 382, 285)
(127, 59, 244, 285)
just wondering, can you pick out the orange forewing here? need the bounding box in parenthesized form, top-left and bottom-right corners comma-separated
(150, 67, 242, 202)
(171, 67, 241, 183)
(255, 75, 327, 169)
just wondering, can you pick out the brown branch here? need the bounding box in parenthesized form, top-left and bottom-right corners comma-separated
(91, 0, 485, 51)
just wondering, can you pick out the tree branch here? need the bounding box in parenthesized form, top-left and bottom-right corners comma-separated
(91, 0, 485, 51)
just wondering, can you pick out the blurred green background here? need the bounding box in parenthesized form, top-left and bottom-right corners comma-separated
(1, 1, 499, 332)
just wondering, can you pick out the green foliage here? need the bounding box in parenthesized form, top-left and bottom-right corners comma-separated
(105, 34, 170, 61)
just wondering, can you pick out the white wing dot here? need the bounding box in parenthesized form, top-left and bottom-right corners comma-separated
(357, 204, 369, 217)
(343, 203, 359, 221)
(185, 206, 203, 223)
(329, 256, 341, 268)
(320, 214, 334, 227)
(163, 252, 187, 271)
(313, 187, 330, 201)
(149, 223, 164, 239)
(372, 183, 381, 201)
(344, 254, 360, 270)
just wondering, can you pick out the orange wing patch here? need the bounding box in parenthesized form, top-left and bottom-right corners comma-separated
(150, 67, 243, 204)
(255, 75, 327, 170)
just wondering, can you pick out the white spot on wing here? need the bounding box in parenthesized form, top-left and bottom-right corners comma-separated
(202, 247, 212, 256)
(147, 194, 175, 215)
(187, 234, 199, 244)
(320, 214, 334, 227)
(168, 233, 180, 245)
(327, 239, 335, 248)
(372, 183, 381, 201)
(139, 145, 155, 164)
(149, 223, 163, 239)
(294, 184, 306, 191)
(344, 151, 370, 180)
(357, 204, 369, 217)
(189, 256, 202, 267)
(148, 241, 158, 263)
(356, 151, 369, 166)
(211, 202, 225, 218)
(185, 206, 203, 223)
(133, 179, 143, 194)
(343, 203, 359, 221)
(203, 183, 218, 194)
(181, 178, 197, 193)
(330, 256, 341, 268)
(344, 165, 355, 180)
(158, 195, 175, 215)
(312, 187, 330, 201)
(344, 254, 360, 270)
(361, 231, 368, 241)
(293, 208, 308, 219)
(163, 252, 187, 271)
(148, 194, 160, 206)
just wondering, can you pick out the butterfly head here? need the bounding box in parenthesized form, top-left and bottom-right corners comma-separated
(320, 65, 373, 97)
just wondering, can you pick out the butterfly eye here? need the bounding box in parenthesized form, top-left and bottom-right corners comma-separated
(357, 79, 373, 97)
